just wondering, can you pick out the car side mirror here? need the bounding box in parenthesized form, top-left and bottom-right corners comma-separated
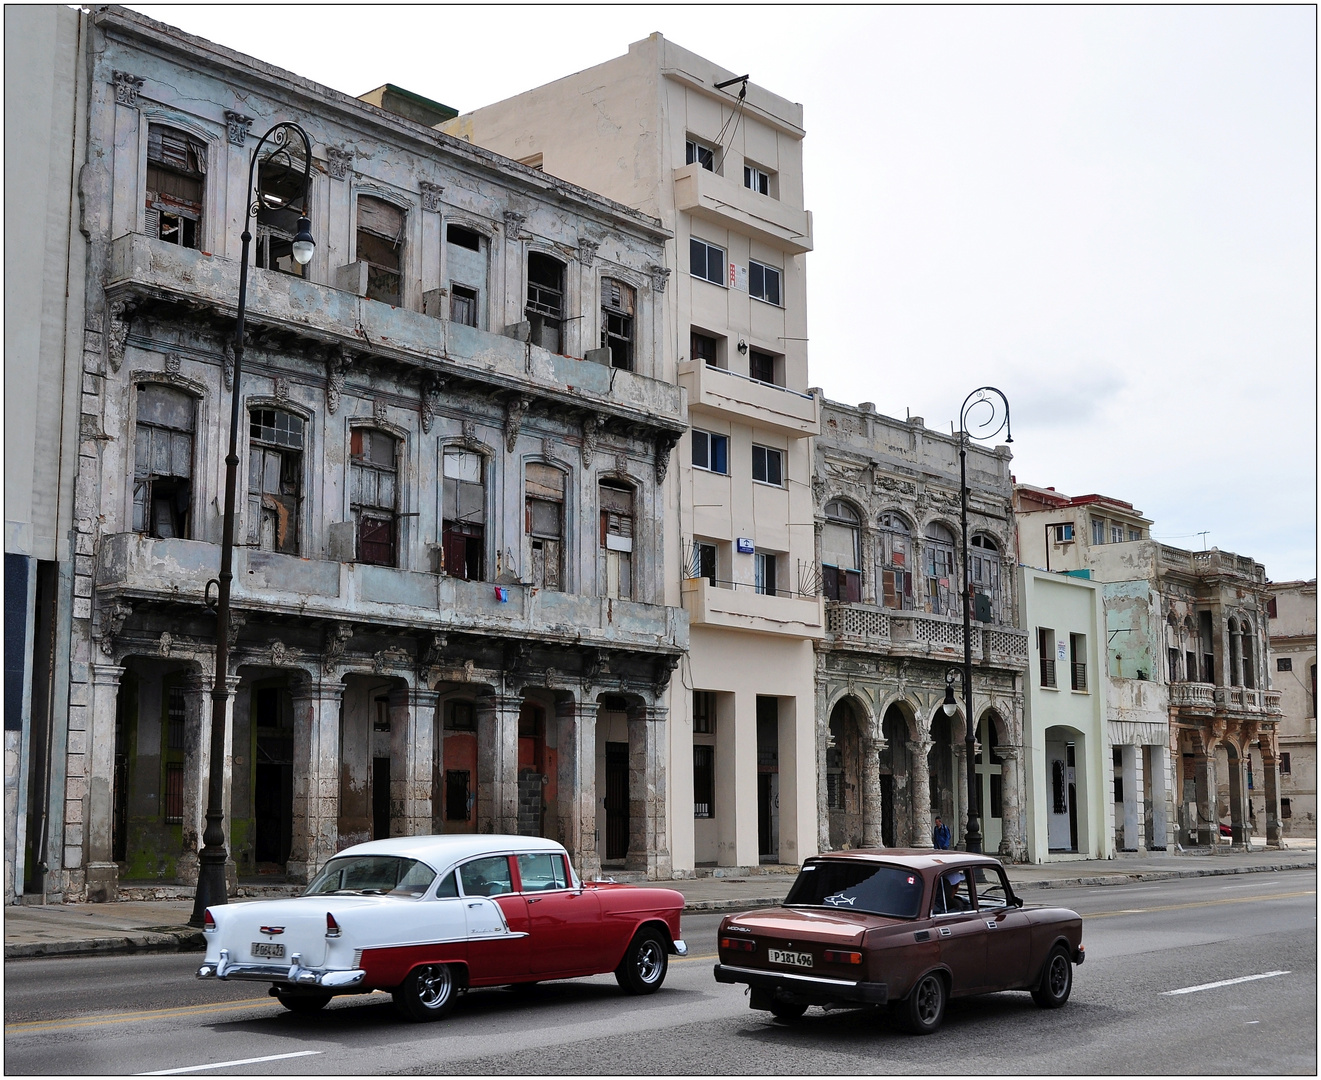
(1012, 895, 1024, 908)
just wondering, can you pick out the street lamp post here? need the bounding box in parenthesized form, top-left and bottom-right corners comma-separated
(189, 123, 315, 928)
(948, 387, 1012, 854)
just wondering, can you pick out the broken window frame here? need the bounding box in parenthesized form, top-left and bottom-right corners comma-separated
(821, 500, 862, 603)
(253, 156, 309, 277)
(355, 194, 405, 306)
(751, 444, 783, 487)
(748, 261, 782, 306)
(600, 277, 636, 371)
(349, 427, 399, 567)
(691, 429, 729, 475)
(923, 522, 957, 616)
(446, 223, 486, 328)
(968, 533, 1002, 623)
(247, 407, 304, 555)
(526, 252, 566, 353)
(133, 383, 196, 539)
(878, 511, 914, 611)
(525, 461, 566, 591)
(689, 237, 726, 286)
(442, 447, 486, 582)
(599, 479, 635, 601)
(145, 124, 207, 250)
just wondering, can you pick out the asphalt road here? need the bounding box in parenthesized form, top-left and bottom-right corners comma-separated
(4, 870, 1315, 1075)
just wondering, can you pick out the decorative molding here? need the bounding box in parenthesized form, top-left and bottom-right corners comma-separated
(270, 639, 302, 667)
(326, 347, 351, 414)
(419, 181, 445, 212)
(227, 609, 246, 650)
(163, 354, 181, 375)
(420, 633, 447, 672)
(107, 300, 131, 373)
(157, 631, 174, 658)
(503, 209, 526, 235)
(461, 418, 481, 449)
(648, 263, 672, 293)
(504, 396, 531, 452)
(654, 431, 681, 484)
(322, 622, 353, 677)
(581, 414, 605, 465)
(326, 147, 352, 180)
(652, 654, 680, 697)
(615, 452, 629, 476)
(811, 475, 827, 507)
(578, 238, 600, 268)
(222, 340, 235, 392)
(374, 646, 411, 674)
(420, 374, 443, 434)
(373, 397, 388, 424)
(97, 600, 134, 657)
(112, 71, 144, 108)
(273, 377, 292, 405)
(223, 111, 253, 147)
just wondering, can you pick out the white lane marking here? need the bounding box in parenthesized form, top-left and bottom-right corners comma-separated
(1162, 971, 1290, 996)
(139, 1050, 322, 1075)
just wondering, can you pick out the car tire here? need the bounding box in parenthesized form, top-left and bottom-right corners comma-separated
(275, 991, 331, 1014)
(393, 963, 459, 1022)
(614, 928, 669, 995)
(1031, 945, 1073, 1008)
(770, 1000, 808, 1021)
(900, 972, 947, 1035)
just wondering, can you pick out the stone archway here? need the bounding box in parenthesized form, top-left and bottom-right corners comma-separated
(826, 697, 868, 849)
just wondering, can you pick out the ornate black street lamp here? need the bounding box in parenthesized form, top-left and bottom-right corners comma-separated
(190, 123, 315, 928)
(946, 387, 1012, 853)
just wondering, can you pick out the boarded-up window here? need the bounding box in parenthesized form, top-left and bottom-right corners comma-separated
(525, 462, 565, 591)
(442, 448, 485, 581)
(599, 480, 634, 600)
(526, 253, 565, 353)
(247, 409, 303, 554)
(821, 500, 861, 602)
(878, 512, 914, 611)
(133, 385, 195, 538)
(350, 428, 398, 566)
(146, 125, 206, 249)
(924, 523, 956, 616)
(601, 278, 635, 370)
(357, 195, 404, 306)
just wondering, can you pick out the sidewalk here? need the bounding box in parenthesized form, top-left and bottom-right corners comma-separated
(5, 843, 1314, 960)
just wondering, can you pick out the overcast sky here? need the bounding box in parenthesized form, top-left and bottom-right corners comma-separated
(136, 4, 1317, 581)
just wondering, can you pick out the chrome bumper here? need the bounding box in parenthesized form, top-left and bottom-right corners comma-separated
(714, 962, 889, 1005)
(672, 939, 689, 957)
(196, 949, 366, 989)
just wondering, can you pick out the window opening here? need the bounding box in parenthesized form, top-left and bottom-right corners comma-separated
(686, 139, 716, 171)
(1039, 628, 1057, 688)
(1280, 752, 1292, 774)
(601, 278, 635, 370)
(1091, 518, 1105, 546)
(748, 261, 781, 306)
(600, 480, 634, 600)
(248, 408, 303, 554)
(752, 444, 783, 486)
(969, 534, 1001, 622)
(693, 745, 715, 818)
(1070, 633, 1087, 691)
(691, 541, 718, 586)
(822, 500, 862, 602)
(749, 348, 779, 385)
(446, 224, 486, 328)
(356, 195, 404, 306)
(924, 523, 957, 616)
(146, 125, 206, 249)
(755, 551, 778, 596)
(691, 430, 729, 474)
(1110, 523, 1124, 544)
(442, 448, 485, 581)
(744, 164, 771, 195)
(689, 237, 726, 286)
(254, 157, 308, 276)
(133, 384, 195, 538)
(693, 691, 716, 734)
(691, 330, 720, 367)
(526, 252, 566, 352)
(350, 428, 398, 566)
(878, 512, 914, 610)
(525, 462, 565, 590)
(1054, 523, 1074, 542)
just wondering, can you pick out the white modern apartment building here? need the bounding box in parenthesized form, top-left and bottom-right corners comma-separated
(445, 35, 822, 872)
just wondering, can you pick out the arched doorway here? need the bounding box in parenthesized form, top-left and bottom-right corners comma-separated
(929, 708, 959, 845)
(826, 698, 865, 849)
(879, 705, 911, 847)
(973, 712, 1004, 853)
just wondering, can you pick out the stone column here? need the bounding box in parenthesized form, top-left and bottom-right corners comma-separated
(287, 678, 344, 882)
(557, 696, 599, 881)
(1145, 742, 1170, 850)
(996, 745, 1021, 859)
(814, 682, 831, 856)
(85, 663, 125, 902)
(1119, 744, 1142, 851)
(953, 745, 968, 849)
(1189, 743, 1215, 848)
(390, 686, 438, 837)
(626, 705, 670, 879)
(912, 738, 934, 849)
(1258, 729, 1282, 848)
(476, 694, 520, 834)
(861, 736, 884, 848)
(178, 672, 210, 886)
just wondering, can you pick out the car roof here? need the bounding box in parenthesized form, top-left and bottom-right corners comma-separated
(804, 849, 1002, 873)
(330, 834, 567, 869)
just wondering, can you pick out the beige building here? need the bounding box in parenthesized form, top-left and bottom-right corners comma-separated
(445, 35, 822, 872)
(1267, 580, 1317, 835)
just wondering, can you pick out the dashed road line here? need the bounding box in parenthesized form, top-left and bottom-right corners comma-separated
(140, 1050, 322, 1075)
(1163, 971, 1290, 996)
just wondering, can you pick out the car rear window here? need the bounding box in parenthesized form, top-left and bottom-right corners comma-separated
(783, 861, 924, 919)
(304, 855, 436, 898)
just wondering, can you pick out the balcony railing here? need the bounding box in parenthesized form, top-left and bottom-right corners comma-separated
(1171, 682, 1284, 716)
(824, 601, 1028, 667)
(1170, 682, 1216, 710)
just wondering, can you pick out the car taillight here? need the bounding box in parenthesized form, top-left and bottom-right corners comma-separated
(720, 936, 756, 953)
(824, 949, 863, 965)
(326, 912, 342, 938)
(203, 909, 215, 932)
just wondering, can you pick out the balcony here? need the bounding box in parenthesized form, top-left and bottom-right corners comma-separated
(672, 163, 813, 254)
(1169, 682, 1283, 718)
(105, 234, 684, 438)
(824, 601, 1029, 668)
(95, 534, 687, 654)
(681, 577, 822, 639)
(1169, 682, 1216, 713)
(679, 360, 819, 439)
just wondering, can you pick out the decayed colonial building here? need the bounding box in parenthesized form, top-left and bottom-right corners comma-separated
(813, 402, 1029, 860)
(60, 7, 687, 902)
(1267, 580, 1317, 836)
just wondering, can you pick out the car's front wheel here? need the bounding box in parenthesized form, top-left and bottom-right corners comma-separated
(900, 972, 947, 1035)
(614, 928, 668, 994)
(274, 990, 331, 1014)
(394, 963, 459, 1022)
(1031, 945, 1073, 1008)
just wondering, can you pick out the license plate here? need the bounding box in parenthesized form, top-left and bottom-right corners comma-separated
(769, 948, 813, 968)
(251, 942, 285, 959)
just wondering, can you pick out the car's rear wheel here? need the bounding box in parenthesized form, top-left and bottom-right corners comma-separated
(614, 928, 668, 994)
(770, 999, 808, 1021)
(393, 963, 459, 1022)
(275, 990, 331, 1014)
(1031, 945, 1073, 1008)
(900, 972, 946, 1035)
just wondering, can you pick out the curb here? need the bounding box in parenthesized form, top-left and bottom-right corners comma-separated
(5, 928, 205, 960)
(1011, 860, 1316, 891)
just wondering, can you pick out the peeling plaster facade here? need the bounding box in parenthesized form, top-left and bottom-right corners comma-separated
(444, 36, 822, 874)
(1016, 485, 1284, 853)
(814, 402, 1029, 861)
(37, 7, 692, 902)
(1267, 580, 1316, 836)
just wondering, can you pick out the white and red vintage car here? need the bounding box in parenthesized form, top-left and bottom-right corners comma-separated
(196, 835, 687, 1021)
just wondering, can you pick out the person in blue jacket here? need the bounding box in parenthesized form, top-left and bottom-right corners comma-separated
(933, 816, 951, 850)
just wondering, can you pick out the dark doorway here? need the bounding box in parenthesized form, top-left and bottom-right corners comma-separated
(605, 742, 629, 861)
(756, 696, 779, 862)
(253, 685, 293, 866)
(111, 678, 132, 864)
(880, 774, 895, 847)
(373, 756, 391, 840)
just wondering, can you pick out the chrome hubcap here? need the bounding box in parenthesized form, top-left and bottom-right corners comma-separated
(636, 940, 663, 984)
(417, 964, 452, 1008)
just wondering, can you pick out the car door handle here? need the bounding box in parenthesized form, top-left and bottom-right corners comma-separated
(467, 902, 483, 909)
(986, 920, 998, 929)
(527, 897, 541, 904)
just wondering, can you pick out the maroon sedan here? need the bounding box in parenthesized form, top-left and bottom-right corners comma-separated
(714, 850, 1083, 1034)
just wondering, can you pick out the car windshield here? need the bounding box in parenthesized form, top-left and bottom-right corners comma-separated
(303, 855, 436, 898)
(783, 860, 925, 919)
